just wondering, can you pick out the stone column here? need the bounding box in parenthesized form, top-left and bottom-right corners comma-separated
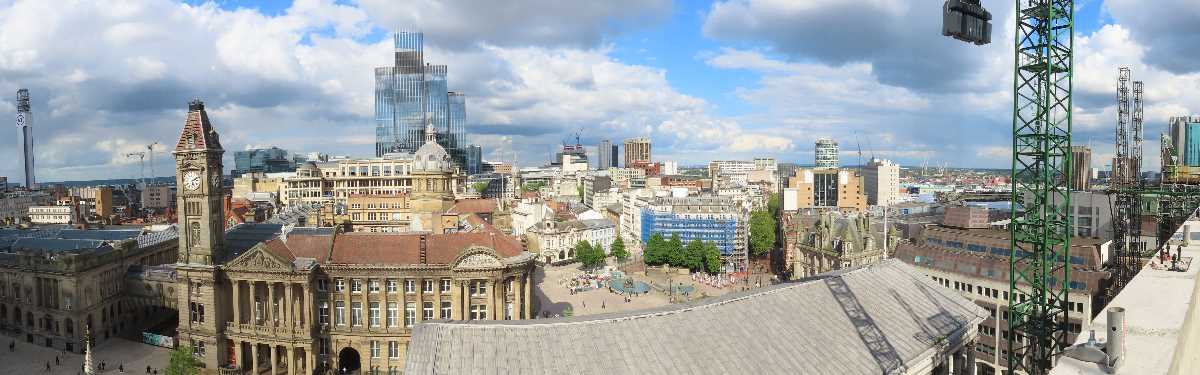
(461, 280, 470, 319)
(287, 346, 296, 375)
(232, 279, 241, 325)
(307, 345, 316, 375)
(341, 278, 351, 325)
(284, 282, 293, 327)
(964, 342, 976, 375)
(487, 280, 497, 320)
(270, 345, 279, 375)
(268, 282, 276, 326)
(434, 278, 443, 319)
(524, 273, 533, 319)
(249, 281, 258, 325)
(381, 281, 389, 328)
(251, 342, 260, 375)
(449, 280, 461, 320)
(516, 276, 526, 319)
(301, 285, 311, 327)
(495, 278, 506, 320)
(415, 278, 425, 323)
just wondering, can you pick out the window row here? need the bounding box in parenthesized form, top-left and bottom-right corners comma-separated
(322, 301, 452, 328)
(320, 278, 452, 294)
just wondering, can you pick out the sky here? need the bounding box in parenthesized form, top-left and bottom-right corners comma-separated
(1, 0, 1199, 183)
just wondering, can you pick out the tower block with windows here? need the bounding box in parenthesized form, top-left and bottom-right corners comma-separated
(173, 99, 229, 370)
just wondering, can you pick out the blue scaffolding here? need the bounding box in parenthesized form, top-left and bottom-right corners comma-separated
(640, 210, 740, 255)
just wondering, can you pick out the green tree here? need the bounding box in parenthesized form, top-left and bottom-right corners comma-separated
(610, 237, 629, 262)
(667, 233, 684, 267)
(472, 181, 489, 194)
(702, 242, 723, 274)
(749, 210, 776, 257)
(768, 193, 781, 217)
(575, 240, 605, 269)
(167, 345, 201, 375)
(645, 233, 666, 266)
(684, 239, 705, 271)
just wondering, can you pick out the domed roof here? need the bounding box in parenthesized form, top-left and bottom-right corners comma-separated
(297, 161, 321, 177)
(413, 122, 452, 173)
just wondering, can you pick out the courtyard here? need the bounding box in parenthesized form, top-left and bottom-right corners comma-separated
(0, 334, 170, 375)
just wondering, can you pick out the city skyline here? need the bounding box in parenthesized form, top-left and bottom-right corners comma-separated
(1, 0, 1198, 182)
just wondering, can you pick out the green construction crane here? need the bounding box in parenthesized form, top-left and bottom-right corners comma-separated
(1007, 1, 1075, 373)
(948, 1, 1075, 373)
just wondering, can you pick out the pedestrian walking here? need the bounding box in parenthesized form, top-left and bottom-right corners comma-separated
(147, 365, 152, 374)
(120, 363, 125, 373)
(46, 362, 51, 372)
(56, 356, 60, 365)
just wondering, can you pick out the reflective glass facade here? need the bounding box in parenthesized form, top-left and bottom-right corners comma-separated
(374, 32, 468, 169)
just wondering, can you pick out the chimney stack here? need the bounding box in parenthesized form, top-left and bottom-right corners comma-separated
(419, 234, 428, 264)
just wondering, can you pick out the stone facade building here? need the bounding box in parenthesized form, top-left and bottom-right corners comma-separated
(169, 101, 537, 374)
(0, 226, 178, 353)
(524, 219, 616, 264)
(781, 211, 892, 279)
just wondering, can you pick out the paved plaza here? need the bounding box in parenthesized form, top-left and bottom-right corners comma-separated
(0, 335, 170, 375)
(533, 263, 672, 317)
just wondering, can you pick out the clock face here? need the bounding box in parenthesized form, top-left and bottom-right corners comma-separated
(183, 171, 202, 191)
(15, 113, 24, 127)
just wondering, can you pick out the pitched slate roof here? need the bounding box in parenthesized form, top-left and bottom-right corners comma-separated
(249, 229, 526, 266)
(174, 100, 222, 152)
(449, 199, 498, 214)
(405, 259, 987, 375)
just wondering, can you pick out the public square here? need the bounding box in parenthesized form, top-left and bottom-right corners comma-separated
(0, 335, 169, 375)
(532, 262, 672, 318)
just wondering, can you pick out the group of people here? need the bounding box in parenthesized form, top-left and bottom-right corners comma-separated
(692, 271, 741, 289)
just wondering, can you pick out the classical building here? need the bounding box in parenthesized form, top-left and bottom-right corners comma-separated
(781, 211, 893, 279)
(169, 100, 537, 374)
(0, 225, 178, 352)
(524, 219, 616, 264)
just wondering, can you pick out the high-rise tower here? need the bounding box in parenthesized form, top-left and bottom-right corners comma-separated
(172, 99, 228, 370)
(16, 89, 35, 189)
(815, 138, 839, 169)
(624, 137, 651, 166)
(375, 31, 468, 169)
(173, 99, 226, 265)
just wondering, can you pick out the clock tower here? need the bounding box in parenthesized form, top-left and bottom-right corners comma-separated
(173, 99, 225, 265)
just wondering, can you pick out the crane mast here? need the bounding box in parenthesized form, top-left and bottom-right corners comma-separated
(1007, 1, 1074, 374)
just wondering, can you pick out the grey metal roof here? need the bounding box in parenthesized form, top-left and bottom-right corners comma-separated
(221, 224, 284, 263)
(405, 259, 987, 375)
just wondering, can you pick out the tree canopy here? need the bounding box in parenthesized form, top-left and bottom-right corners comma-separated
(643, 233, 724, 274)
(749, 210, 776, 258)
(575, 240, 606, 269)
(610, 236, 629, 262)
(167, 345, 201, 375)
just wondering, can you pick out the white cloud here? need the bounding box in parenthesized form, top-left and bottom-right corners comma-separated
(357, 0, 669, 49)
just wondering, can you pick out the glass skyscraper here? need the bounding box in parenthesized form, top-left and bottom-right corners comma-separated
(375, 31, 468, 168)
